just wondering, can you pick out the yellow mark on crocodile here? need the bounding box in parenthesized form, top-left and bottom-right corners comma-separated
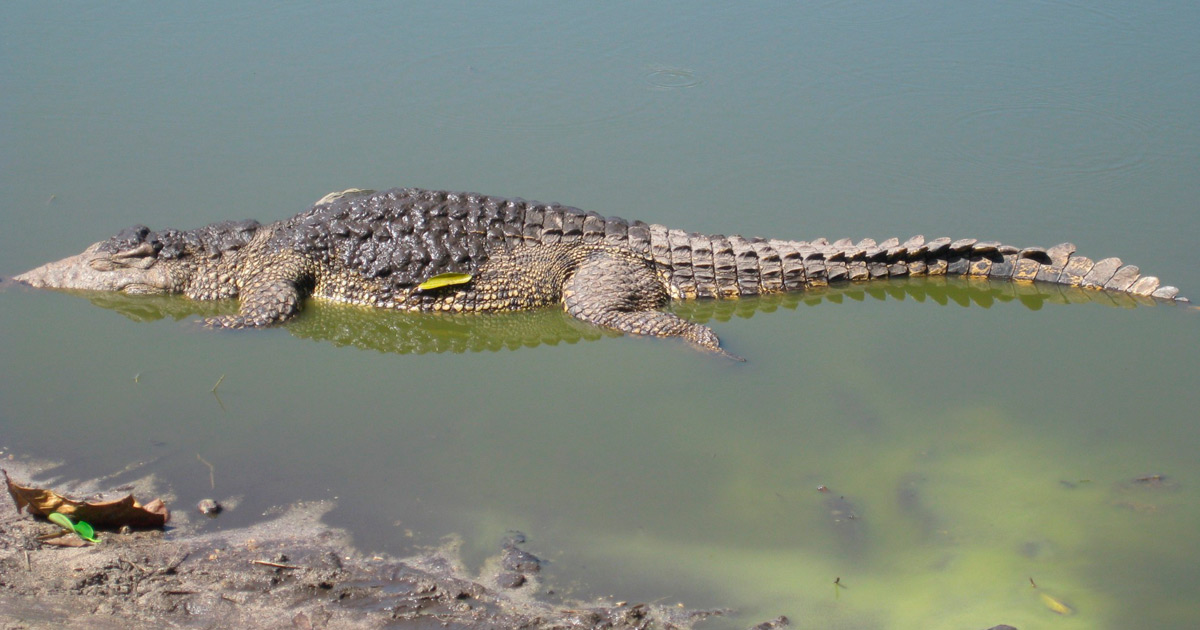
(418, 273, 473, 291)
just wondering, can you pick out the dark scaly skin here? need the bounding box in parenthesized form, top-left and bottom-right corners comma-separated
(14, 187, 1190, 358)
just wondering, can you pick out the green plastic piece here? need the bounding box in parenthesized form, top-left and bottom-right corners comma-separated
(48, 511, 99, 542)
(48, 512, 74, 532)
(73, 520, 98, 542)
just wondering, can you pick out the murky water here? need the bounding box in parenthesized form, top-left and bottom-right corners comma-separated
(2, 2, 1198, 628)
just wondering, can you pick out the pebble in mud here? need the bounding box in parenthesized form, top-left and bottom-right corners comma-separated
(501, 547, 542, 574)
(496, 531, 538, 587)
(496, 572, 526, 589)
(197, 499, 222, 516)
(500, 531, 541, 574)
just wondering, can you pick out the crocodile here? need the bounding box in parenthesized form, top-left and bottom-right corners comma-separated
(14, 187, 1189, 358)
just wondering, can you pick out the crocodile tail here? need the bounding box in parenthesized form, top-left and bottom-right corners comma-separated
(652, 230, 1188, 303)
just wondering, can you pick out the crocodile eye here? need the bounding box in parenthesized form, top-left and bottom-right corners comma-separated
(109, 242, 160, 269)
(111, 242, 156, 259)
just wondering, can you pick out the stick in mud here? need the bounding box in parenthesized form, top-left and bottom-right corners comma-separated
(251, 559, 303, 570)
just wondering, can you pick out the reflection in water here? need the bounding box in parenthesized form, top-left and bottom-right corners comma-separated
(82, 290, 612, 354)
(677, 275, 1163, 324)
(288, 306, 609, 355)
(78, 277, 1167, 356)
(82, 291, 233, 323)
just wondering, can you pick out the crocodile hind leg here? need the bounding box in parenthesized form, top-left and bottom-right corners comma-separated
(562, 251, 742, 360)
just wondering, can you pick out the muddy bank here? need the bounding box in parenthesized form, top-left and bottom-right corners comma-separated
(1, 457, 769, 630)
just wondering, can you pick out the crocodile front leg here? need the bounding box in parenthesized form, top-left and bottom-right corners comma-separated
(562, 251, 741, 360)
(203, 253, 309, 328)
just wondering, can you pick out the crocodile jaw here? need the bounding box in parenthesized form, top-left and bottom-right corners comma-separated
(15, 242, 173, 294)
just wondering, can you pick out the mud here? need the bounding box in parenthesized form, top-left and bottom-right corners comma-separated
(0, 458, 732, 630)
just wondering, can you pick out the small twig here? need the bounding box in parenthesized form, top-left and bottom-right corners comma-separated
(120, 557, 149, 574)
(196, 454, 215, 490)
(161, 552, 190, 575)
(210, 374, 226, 394)
(24, 550, 31, 571)
(251, 559, 303, 570)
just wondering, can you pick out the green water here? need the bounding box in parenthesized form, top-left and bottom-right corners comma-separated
(2, 2, 1198, 628)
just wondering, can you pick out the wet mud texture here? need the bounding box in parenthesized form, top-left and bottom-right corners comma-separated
(0, 461, 727, 630)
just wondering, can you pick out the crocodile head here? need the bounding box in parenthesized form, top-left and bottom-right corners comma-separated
(15, 225, 180, 294)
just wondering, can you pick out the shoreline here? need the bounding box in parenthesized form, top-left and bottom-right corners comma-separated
(1, 455, 781, 630)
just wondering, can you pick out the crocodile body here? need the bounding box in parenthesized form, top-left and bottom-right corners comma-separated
(15, 187, 1189, 357)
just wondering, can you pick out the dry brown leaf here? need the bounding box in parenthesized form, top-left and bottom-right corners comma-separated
(4, 469, 170, 528)
(38, 532, 90, 547)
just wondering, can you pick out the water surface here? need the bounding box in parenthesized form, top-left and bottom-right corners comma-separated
(3, 2, 1198, 628)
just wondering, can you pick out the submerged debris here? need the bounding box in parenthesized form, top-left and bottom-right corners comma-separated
(1039, 591, 1075, 616)
(1131, 473, 1174, 488)
(1029, 578, 1075, 616)
(197, 498, 222, 516)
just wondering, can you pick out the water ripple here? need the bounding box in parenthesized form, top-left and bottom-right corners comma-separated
(643, 66, 702, 90)
(399, 44, 653, 131)
(808, 0, 919, 23)
(949, 102, 1155, 180)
